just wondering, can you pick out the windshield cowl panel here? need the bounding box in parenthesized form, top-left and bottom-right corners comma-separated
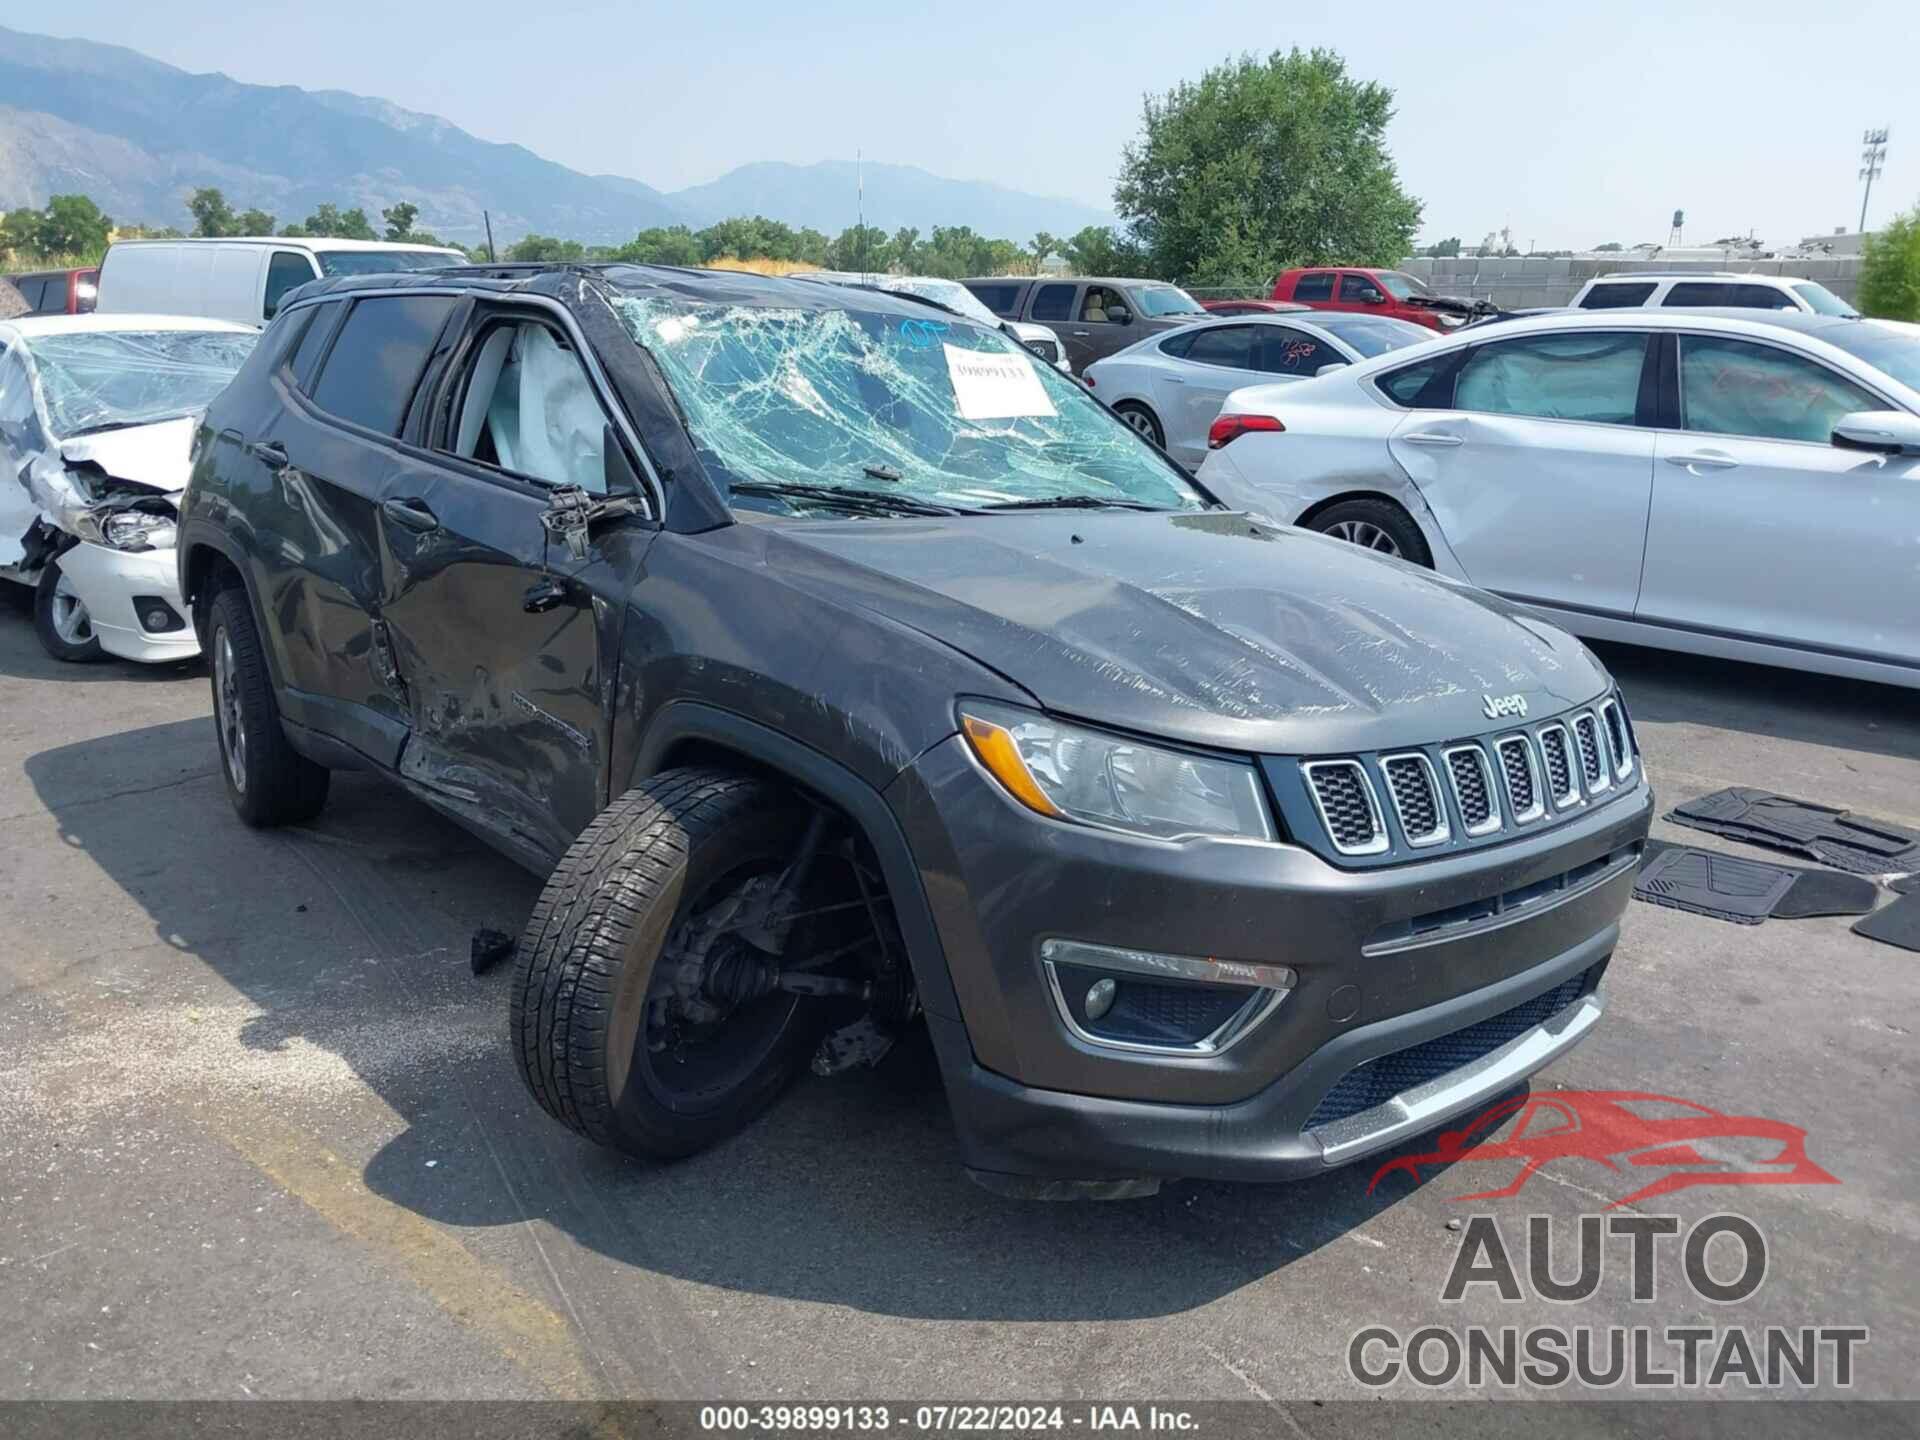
(612, 295, 1206, 516)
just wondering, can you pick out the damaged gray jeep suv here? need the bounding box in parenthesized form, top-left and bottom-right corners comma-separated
(179, 262, 1651, 1197)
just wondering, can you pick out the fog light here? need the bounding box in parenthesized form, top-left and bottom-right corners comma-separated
(133, 596, 187, 634)
(1085, 978, 1117, 1020)
(1040, 938, 1295, 1056)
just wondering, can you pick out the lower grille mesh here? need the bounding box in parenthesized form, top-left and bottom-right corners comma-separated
(1305, 972, 1593, 1133)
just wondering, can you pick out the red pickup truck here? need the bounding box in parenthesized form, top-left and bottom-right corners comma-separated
(1269, 267, 1488, 332)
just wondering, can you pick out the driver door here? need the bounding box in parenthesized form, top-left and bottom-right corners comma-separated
(378, 304, 659, 866)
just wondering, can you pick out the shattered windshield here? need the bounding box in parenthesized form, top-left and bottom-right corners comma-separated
(613, 296, 1206, 515)
(24, 330, 258, 439)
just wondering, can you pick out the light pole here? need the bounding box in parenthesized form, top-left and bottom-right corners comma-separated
(1859, 128, 1889, 235)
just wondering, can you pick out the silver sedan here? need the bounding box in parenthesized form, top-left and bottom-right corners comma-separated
(1084, 312, 1433, 468)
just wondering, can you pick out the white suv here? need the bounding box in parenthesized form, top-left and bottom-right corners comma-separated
(1569, 271, 1857, 317)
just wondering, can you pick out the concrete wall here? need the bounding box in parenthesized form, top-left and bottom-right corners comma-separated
(1398, 254, 1863, 307)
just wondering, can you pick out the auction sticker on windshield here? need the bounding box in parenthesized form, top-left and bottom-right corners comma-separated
(943, 342, 1056, 421)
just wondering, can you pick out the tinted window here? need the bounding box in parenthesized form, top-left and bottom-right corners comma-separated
(1254, 328, 1329, 376)
(1727, 284, 1798, 310)
(1579, 282, 1657, 310)
(1677, 336, 1879, 443)
(1376, 354, 1452, 408)
(288, 303, 341, 388)
(1031, 284, 1076, 322)
(1158, 331, 1198, 358)
(264, 252, 317, 320)
(308, 295, 457, 436)
(1662, 282, 1735, 307)
(1182, 326, 1257, 369)
(1293, 273, 1335, 301)
(965, 282, 1023, 317)
(14, 277, 50, 311)
(1339, 273, 1385, 303)
(1454, 332, 1646, 424)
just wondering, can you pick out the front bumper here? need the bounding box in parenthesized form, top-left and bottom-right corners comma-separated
(887, 734, 1650, 1185)
(55, 541, 200, 664)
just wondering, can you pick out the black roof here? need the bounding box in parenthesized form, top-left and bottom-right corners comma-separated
(281, 261, 946, 322)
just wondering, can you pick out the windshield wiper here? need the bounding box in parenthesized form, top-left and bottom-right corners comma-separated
(728, 480, 971, 517)
(978, 495, 1166, 512)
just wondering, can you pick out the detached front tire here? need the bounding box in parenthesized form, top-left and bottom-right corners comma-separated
(512, 769, 825, 1161)
(207, 585, 330, 826)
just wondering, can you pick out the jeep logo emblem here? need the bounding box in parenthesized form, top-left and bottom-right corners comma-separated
(1483, 693, 1528, 720)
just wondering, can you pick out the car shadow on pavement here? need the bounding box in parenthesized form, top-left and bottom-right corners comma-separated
(1593, 640, 1920, 765)
(28, 716, 1467, 1324)
(0, 602, 204, 683)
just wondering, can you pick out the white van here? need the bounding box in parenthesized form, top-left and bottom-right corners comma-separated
(96, 237, 468, 327)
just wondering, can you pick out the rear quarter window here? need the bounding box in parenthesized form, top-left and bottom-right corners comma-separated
(966, 282, 1023, 317)
(1375, 353, 1455, 408)
(307, 295, 458, 436)
(1579, 282, 1657, 309)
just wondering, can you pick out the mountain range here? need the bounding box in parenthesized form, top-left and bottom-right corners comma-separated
(0, 25, 1113, 246)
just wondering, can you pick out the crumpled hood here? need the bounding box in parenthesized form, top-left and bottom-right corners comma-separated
(765, 510, 1610, 755)
(55, 416, 198, 495)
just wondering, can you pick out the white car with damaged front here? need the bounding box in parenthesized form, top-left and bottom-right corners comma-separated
(0, 314, 257, 663)
(1197, 309, 1920, 689)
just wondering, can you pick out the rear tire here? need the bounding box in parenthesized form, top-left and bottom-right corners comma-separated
(1307, 498, 1433, 567)
(512, 769, 826, 1161)
(1113, 401, 1165, 449)
(34, 560, 104, 663)
(207, 585, 330, 826)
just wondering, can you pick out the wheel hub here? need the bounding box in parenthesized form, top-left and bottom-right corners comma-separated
(1324, 519, 1402, 556)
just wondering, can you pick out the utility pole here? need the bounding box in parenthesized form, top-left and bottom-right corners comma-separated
(1859, 128, 1889, 235)
(856, 148, 866, 274)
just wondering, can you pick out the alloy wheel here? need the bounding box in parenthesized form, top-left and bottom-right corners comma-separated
(1323, 519, 1402, 556)
(214, 628, 248, 794)
(49, 574, 94, 645)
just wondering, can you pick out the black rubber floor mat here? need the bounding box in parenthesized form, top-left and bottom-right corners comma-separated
(1854, 893, 1920, 952)
(1667, 788, 1920, 874)
(1633, 846, 1797, 924)
(1773, 868, 1881, 919)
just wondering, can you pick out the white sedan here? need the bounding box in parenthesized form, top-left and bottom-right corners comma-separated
(1084, 312, 1433, 468)
(0, 314, 257, 663)
(1197, 309, 1920, 688)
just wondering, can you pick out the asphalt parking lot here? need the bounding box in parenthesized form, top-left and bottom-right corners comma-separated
(2, 599, 1916, 1407)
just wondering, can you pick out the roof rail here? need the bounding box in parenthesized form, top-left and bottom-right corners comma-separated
(1596, 270, 1746, 280)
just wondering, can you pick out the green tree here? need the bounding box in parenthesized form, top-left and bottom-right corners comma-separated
(235, 208, 276, 236)
(1858, 205, 1920, 322)
(1422, 235, 1461, 258)
(1061, 225, 1147, 276)
(188, 187, 236, 238)
(336, 207, 378, 241)
(35, 195, 114, 256)
(507, 233, 586, 262)
(827, 223, 890, 272)
(1594, 241, 1625, 252)
(889, 227, 922, 272)
(1114, 48, 1422, 286)
(611, 226, 704, 267)
(1029, 231, 1060, 267)
(382, 202, 419, 241)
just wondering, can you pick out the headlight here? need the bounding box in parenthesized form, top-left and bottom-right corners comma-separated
(97, 510, 178, 552)
(958, 700, 1275, 842)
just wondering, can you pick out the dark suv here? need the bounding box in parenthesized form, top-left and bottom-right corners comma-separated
(180, 263, 1650, 1198)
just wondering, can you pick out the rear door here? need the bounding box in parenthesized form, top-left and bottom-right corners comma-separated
(1152, 324, 1265, 466)
(1386, 328, 1657, 616)
(376, 301, 659, 862)
(1026, 282, 1083, 366)
(238, 292, 464, 765)
(1638, 330, 1920, 665)
(1289, 271, 1335, 311)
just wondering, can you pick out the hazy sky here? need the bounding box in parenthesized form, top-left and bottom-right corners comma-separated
(36, 1, 1919, 250)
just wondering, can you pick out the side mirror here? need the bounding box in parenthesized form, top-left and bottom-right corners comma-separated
(1107, 306, 1133, 326)
(1314, 361, 1350, 378)
(1362, 291, 1387, 305)
(1832, 410, 1920, 457)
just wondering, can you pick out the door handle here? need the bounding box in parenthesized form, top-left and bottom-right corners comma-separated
(522, 576, 570, 613)
(1401, 431, 1465, 447)
(245, 439, 290, 469)
(381, 497, 439, 532)
(1163, 375, 1185, 385)
(1666, 452, 1739, 470)
(1071, 330, 1091, 337)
